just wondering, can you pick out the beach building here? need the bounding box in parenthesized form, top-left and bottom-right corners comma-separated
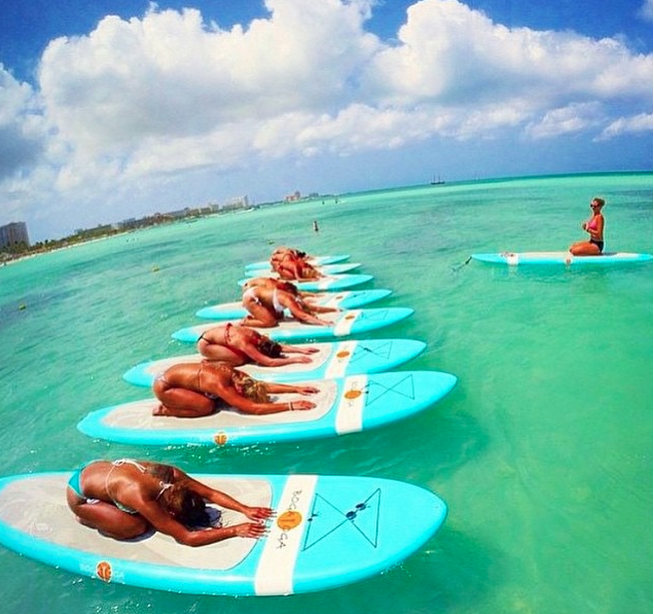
(0, 222, 30, 251)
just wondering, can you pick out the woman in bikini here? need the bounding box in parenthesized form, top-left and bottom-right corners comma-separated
(269, 247, 322, 280)
(67, 459, 273, 544)
(241, 281, 337, 328)
(569, 197, 605, 255)
(152, 361, 319, 418)
(197, 322, 319, 367)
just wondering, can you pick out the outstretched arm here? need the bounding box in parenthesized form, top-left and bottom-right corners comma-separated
(134, 498, 268, 546)
(179, 477, 274, 522)
(285, 296, 333, 326)
(219, 383, 316, 414)
(240, 341, 313, 367)
(279, 342, 320, 355)
(262, 382, 320, 395)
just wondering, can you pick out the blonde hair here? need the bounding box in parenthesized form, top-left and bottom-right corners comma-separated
(239, 376, 270, 403)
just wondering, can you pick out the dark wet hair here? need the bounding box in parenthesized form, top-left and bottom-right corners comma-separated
(164, 483, 212, 529)
(276, 281, 298, 295)
(258, 336, 282, 358)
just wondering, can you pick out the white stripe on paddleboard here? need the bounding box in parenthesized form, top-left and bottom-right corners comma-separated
(254, 474, 318, 596)
(506, 253, 519, 265)
(324, 340, 357, 379)
(322, 292, 346, 308)
(335, 375, 367, 434)
(315, 278, 334, 290)
(333, 310, 360, 336)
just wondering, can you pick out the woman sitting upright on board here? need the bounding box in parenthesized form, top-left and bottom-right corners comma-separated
(569, 197, 605, 255)
(152, 361, 318, 418)
(67, 459, 273, 544)
(241, 279, 336, 328)
(197, 322, 319, 367)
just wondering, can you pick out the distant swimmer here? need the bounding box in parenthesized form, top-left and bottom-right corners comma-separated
(152, 361, 319, 418)
(569, 197, 605, 255)
(313, 220, 319, 233)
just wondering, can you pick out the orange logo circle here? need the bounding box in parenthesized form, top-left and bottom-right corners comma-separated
(336, 350, 351, 359)
(344, 389, 362, 400)
(213, 432, 228, 445)
(96, 561, 112, 582)
(344, 314, 355, 320)
(277, 510, 302, 530)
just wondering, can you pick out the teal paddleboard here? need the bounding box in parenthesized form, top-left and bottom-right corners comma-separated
(195, 289, 392, 320)
(471, 251, 654, 266)
(123, 338, 427, 387)
(78, 370, 457, 446)
(244, 262, 361, 278)
(0, 471, 446, 595)
(245, 254, 350, 271)
(237, 274, 373, 291)
(172, 308, 414, 343)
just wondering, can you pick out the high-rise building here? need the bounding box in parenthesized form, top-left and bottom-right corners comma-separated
(0, 222, 30, 251)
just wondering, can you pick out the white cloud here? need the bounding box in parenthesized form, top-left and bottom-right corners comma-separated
(638, 0, 653, 21)
(524, 103, 605, 140)
(0, 0, 651, 237)
(595, 112, 653, 141)
(0, 66, 45, 180)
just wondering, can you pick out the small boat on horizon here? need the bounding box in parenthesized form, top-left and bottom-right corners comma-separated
(430, 174, 445, 185)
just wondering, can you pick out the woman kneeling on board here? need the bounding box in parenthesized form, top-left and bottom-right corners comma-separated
(243, 276, 318, 299)
(241, 279, 336, 328)
(153, 361, 318, 418)
(197, 322, 319, 367)
(270, 246, 323, 280)
(569, 197, 605, 255)
(67, 459, 273, 544)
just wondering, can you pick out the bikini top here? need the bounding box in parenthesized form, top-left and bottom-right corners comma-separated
(105, 459, 172, 515)
(587, 214, 602, 231)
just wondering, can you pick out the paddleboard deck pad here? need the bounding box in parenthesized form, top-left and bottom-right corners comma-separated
(471, 251, 654, 266)
(244, 262, 361, 278)
(123, 338, 427, 387)
(78, 370, 457, 446)
(237, 274, 373, 291)
(173, 308, 414, 343)
(196, 289, 392, 320)
(0, 472, 446, 595)
(245, 254, 350, 271)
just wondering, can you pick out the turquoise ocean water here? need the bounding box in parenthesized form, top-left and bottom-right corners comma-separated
(0, 172, 651, 614)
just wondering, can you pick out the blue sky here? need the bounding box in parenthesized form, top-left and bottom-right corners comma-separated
(1, 0, 652, 241)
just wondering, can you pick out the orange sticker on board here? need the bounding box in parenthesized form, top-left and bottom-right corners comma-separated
(277, 510, 303, 530)
(336, 351, 351, 359)
(96, 561, 112, 582)
(344, 389, 363, 400)
(344, 314, 355, 320)
(213, 432, 228, 445)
